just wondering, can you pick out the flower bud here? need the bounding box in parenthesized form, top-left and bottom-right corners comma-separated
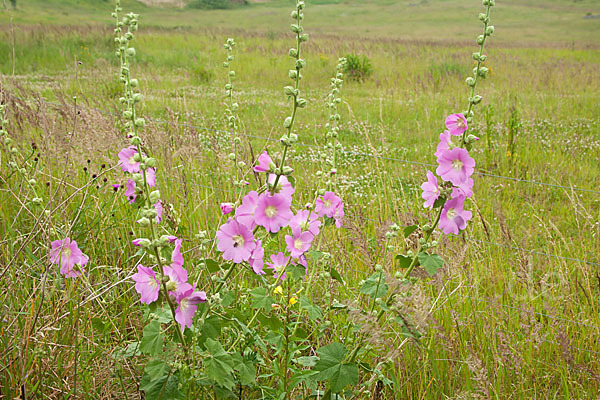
(228, 153, 236, 161)
(137, 217, 150, 227)
(135, 117, 145, 127)
(130, 136, 142, 146)
(282, 166, 294, 175)
(283, 117, 293, 129)
(296, 98, 307, 108)
(133, 93, 143, 103)
(290, 24, 302, 34)
(299, 33, 309, 42)
(296, 59, 306, 69)
(149, 190, 160, 204)
(290, 10, 298, 19)
(28, 179, 36, 185)
(477, 35, 485, 45)
(223, 62, 229, 68)
(289, 133, 298, 143)
(125, 47, 136, 58)
(284, 86, 295, 96)
(123, 110, 132, 119)
(289, 48, 298, 58)
(466, 77, 475, 87)
(31, 197, 43, 206)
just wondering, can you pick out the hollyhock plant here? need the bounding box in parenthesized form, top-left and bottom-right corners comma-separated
(268, 252, 290, 280)
(436, 147, 475, 186)
(145, 167, 156, 187)
(434, 130, 452, 158)
(118, 146, 142, 173)
(439, 194, 473, 235)
(254, 151, 273, 173)
(249, 239, 265, 275)
(216, 219, 256, 263)
(254, 193, 293, 233)
(421, 171, 440, 209)
(124, 179, 137, 203)
(315, 191, 342, 218)
(49, 237, 89, 278)
(171, 238, 184, 268)
(132, 264, 160, 305)
(220, 202, 234, 215)
(290, 210, 321, 236)
(235, 191, 259, 230)
(452, 177, 474, 199)
(175, 285, 207, 331)
(154, 201, 163, 222)
(285, 229, 314, 258)
(267, 174, 295, 197)
(445, 113, 468, 136)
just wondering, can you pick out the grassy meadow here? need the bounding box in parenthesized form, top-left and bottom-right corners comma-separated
(1, 0, 600, 398)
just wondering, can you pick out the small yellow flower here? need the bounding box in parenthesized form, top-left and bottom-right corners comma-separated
(274, 286, 283, 296)
(289, 296, 298, 306)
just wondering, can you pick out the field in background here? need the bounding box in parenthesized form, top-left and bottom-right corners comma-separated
(1, 0, 600, 398)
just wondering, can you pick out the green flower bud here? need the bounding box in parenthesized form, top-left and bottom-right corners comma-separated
(478, 67, 489, 78)
(284, 86, 295, 96)
(296, 59, 306, 69)
(125, 47, 136, 58)
(31, 197, 43, 206)
(133, 93, 143, 103)
(28, 179, 36, 185)
(290, 24, 302, 34)
(137, 217, 150, 227)
(123, 110, 132, 119)
(288, 70, 298, 79)
(145, 158, 156, 168)
(228, 153, 236, 161)
(300, 34, 309, 42)
(132, 173, 143, 184)
(229, 71, 235, 77)
(296, 98, 307, 108)
(135, 118, 145, 127)
(470, 95, 483, 105)
(290, 10, 298, 19)
(130, 136, 142, 146)
(149, 190, 160, 204)
(223, 62, 229, 68)
(282, 166, 294, 175)
(289, 133, 298, 143)
(283, 117, 293, 129)
(466, 77, 475, 87)
(477, 35, 485, 45)
(375, 264, 383, 272)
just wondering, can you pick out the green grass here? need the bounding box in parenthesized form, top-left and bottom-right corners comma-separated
(1, 0, 600, 398)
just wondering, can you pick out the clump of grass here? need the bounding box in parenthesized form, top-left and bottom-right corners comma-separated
(342, 53, 372, 82)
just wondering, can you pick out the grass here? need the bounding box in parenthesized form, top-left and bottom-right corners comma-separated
(1, 0, 600, 398)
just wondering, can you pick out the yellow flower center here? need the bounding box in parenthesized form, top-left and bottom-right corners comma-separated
(61, 248, 72, 258)
(294, 238, 304, 250)
(232, 234, 245, 248)
(265, 205, 277, 218)
(446, 208, 457, 219)
(452, 159, 463, 171)
(324, 200, 332, 208)
(128, 155, 137, 166)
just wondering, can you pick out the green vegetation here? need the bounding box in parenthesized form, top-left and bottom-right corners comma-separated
(1, 0, 600, 398)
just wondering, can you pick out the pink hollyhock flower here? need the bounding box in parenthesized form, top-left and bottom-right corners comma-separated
(315, 191, 342, 218)
(164, 235, 178, 243)
(154, 201, 163, 223)
(235, 191, 259, 230)
(333, 201, 345, 228)
(254, 193, 293, 233)
(445, 113, 468, 136)
(421, 171, 440, 209)
(439, 194, 473, 235)
(132, 264, 160, 304)
(132, 238, 149, 247)
(124, 179, 137, 203)
(175, 285, 207, 331)
(49, 237, 89, 278)
(118, 146, 141, 173)
(163, 265, 191, 297)
(145, 168, 156, 187)
(267, 252, 290, 280)
(434, 130, 452, 158)
(220, 202, 234, 215)
(249, 239, 265, 275)
(254, 151, 273, 173)
(171, 238, 184, 268)
(267, 174, 295, 197)
(290, 210, 321, 236)
(285, 230, 314, 258)
(112, 183, 121, 190)
(451, 177, 474, 199)
(216, 219, 256, 263)
(436, 147, 475, 186)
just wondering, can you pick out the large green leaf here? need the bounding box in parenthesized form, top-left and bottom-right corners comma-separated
(140, 369, 185, 400)
(312, 343, 359, 393)
(300, 296, 323, 321)
(140, 320, 163, 355)
(232, 353, 257, 386)
(250, 287, 274, 311)
(359, 272, 388, 299)
(204, 338, 236, 390)
(197, 315, 222, 348)
(417, 252, 444, 276)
